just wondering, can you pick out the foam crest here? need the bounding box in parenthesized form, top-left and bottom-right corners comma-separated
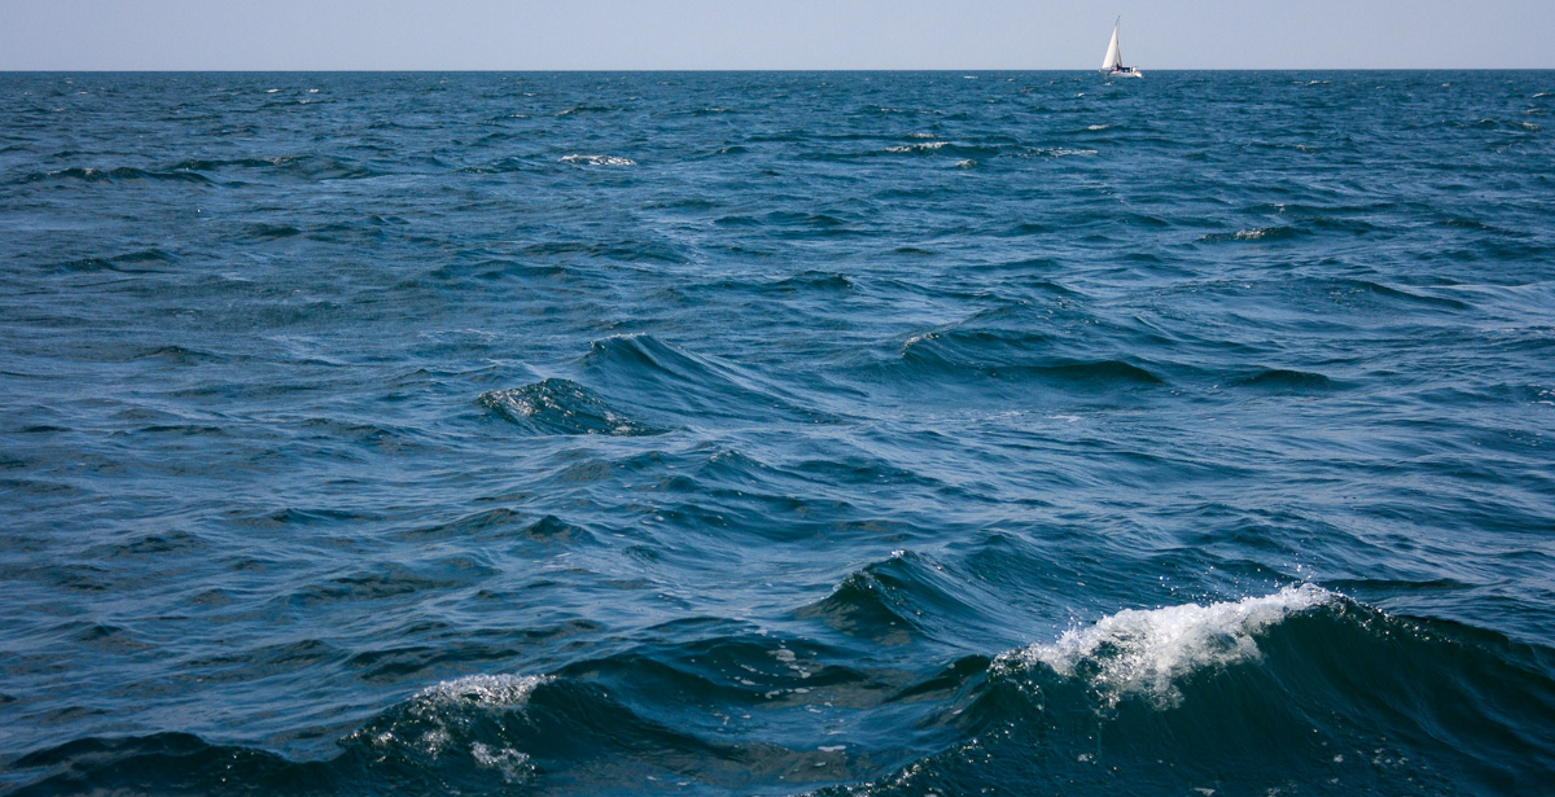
(412, 673, 552, 710)
(560, 154, 636, 166)
(357, 674, 552, 758)
(1198, 226, 1302, 243)
(478, 378, 665, 436)
(885, 141, 948, 153)
(995, 585, 1333, 708)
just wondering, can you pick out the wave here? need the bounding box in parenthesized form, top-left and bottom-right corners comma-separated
(1335, 278, 1472, 311)
(51, 247, 178, 271)
(795, 551, 981, 648)
(853, 589, 1555, 796)
(899, 329, 1163, 387)
(518, 238, 688, 265)
(883, 140, 949, 153)
(558, 154, 636, 166)
(878, 139, 1008, 160)
(460, 155, 530, 174)
(772, 270, 854, 292)
(580, 334, 835, 425)
(165, 157, 292, 172)
(17, 156, 381, 185)
(394, 509, 597, 545)
(477, 378, 667, 436)
(261, 154, 379, 181)
(1232, 367, 1336, 393)
(1197, 226, 1305, 243)
(992, 585, 1333, 709)
(750, 210, 863, 237)
(16, 166, 216, 185)
(354, 673, 551, 760)
(15, 590, 1555, 796)
(554, 105, 618, 117)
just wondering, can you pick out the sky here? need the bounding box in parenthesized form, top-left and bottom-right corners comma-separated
(2, 0, 1552, 71)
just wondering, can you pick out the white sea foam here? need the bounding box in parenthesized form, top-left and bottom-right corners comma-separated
(483, 384, 640, 435)
(994, 585, 1333, 709)
(560, 154, 636, 166)
(472, 741, 533, 783)
(368, 674, 552, 757)
(885, 141, 948, 153)
(1209, 226, 1292, 241)
(413, 673, 552, 710)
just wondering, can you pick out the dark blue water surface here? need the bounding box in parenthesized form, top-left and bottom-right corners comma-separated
(2, 71, 1554, 796)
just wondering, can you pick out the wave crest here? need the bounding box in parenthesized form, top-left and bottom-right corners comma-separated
(559, 154, 636, 166)
(352, 674, 551, 762)
(477, 378, 666, 436)
(994, 585, 1334, 708)
(410, 673, 553, 711)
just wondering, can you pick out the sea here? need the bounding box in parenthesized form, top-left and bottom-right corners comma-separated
(1, 70, 1552, 796)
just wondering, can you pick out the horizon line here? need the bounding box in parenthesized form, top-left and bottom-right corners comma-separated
(4, 67, 1552, 74)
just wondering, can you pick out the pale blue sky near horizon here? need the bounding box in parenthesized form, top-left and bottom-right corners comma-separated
(2, 0, 1551, 71)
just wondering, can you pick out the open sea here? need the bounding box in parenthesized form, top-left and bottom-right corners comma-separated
(1, 70, 1553, 796)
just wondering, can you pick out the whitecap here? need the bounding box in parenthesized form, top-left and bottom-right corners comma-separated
(560, 154, 636, 166)
(994, 585, 1333, 709)
(1202, 227, 1287, 242)
(358, 674, 551, 758)
(412, 673, 552, 710)
(885, 141, 948, 153)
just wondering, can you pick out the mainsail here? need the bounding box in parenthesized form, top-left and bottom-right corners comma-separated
(1101, 19, 1122, 71)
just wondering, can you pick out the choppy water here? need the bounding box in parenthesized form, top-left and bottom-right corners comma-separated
(2, 71, 1553, 796)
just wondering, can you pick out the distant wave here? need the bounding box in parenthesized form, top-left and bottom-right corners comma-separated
(1197, 226, 1304, 243)
(580, 334, 836, 425)
(1232, 368, 1335, 393)
(559, 154, 636, 166)
(17, 166, 216, 185)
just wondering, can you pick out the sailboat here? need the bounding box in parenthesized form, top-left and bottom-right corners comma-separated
(1100, 17, 1143, 78)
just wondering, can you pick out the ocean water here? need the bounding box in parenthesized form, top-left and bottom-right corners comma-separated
(1, 70, 1553, 796)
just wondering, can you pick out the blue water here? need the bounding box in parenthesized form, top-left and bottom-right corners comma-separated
(2, 71, 1553, 796)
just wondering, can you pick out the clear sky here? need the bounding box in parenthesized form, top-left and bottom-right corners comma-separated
(2, 0, 1552, 71)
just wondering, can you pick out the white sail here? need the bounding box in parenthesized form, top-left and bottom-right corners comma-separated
(1101, 21, 1121, 71)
